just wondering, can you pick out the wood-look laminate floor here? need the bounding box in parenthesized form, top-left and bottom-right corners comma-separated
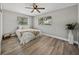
(1, 35, 79, 55)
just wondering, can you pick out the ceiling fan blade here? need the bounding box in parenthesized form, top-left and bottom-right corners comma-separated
(36, 9, 40, 13)
(31, 9, 35, 13)
(37, 8, 45, 9)
(25, 7, 33, 9)
(33, 3, 37, 6)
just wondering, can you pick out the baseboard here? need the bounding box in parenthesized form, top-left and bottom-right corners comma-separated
(0, 38, 1, 55)
(74, 41, 79, 44)
(0, 38, 2, 42)
(73, 41, 79, 48)
(42, 33, 68, 42)
(42, 33, 79, 46)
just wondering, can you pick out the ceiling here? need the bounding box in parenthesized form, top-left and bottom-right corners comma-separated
(2, 3, 77, 16)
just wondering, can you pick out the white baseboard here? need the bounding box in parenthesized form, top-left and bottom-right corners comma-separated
(74, 41, 79, 48)
(42, 33, 68, 42)
(0, 38, 2, 42)
(42, 33, 79, 45)
(74, 41, 79, 44)
(0, 38, 1, 54)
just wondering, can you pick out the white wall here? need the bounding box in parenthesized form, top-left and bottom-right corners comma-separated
(0, 3, 2, 54)
(0, 4, 1, 40)
(34, 5, 78, 41)
(0, 14, 1, 39)
(0, 14, 1, 54)
(77, 4, 79, 44)
(3, 10, 33, 34)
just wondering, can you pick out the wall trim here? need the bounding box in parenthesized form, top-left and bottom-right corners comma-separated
(42, 33, 79, 45)
(74, 41, 79, 48)
(0, 38, 1, 54)
(42, 33, 68, 42)
(74, 41, 79, 44)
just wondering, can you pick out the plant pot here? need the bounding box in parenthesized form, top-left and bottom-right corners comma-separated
(68, 30, 74, 44)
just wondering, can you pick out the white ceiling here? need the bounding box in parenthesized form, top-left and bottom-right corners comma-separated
(2, 3, 77, 16)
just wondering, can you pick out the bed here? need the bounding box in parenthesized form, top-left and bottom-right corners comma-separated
(16, 29, 41, 44)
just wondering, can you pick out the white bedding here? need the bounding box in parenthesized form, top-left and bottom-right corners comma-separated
(16, 29, 41, 45)
(19, 32, 35, 44)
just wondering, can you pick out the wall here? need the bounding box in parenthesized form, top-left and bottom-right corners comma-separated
(0, 3, 2, 54)
(3, 10, 33, 34)
(0, 13, 1, 39)
(34, 5, 78, 41)
(0, 11, 1, 54)
(0, 4, 1, 39)
(78, 4, 79, 45)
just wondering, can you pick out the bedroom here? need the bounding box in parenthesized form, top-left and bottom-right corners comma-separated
(0, 3, 79, 55)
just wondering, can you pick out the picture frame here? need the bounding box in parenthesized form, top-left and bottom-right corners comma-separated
(38, 16, 52, 25)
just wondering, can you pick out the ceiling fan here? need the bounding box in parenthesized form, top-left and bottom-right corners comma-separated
(25, 3, 45, 13)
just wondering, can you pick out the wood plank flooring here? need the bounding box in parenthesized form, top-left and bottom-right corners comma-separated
(1, 35, 79, 55)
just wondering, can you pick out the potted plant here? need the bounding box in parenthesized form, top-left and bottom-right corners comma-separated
(66, 23, 77, 44)
(66, 23, 77, 30)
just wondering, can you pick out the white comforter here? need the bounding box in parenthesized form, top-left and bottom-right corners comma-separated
(16, 29, 41, 45)
(16, 32, 35, 44)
